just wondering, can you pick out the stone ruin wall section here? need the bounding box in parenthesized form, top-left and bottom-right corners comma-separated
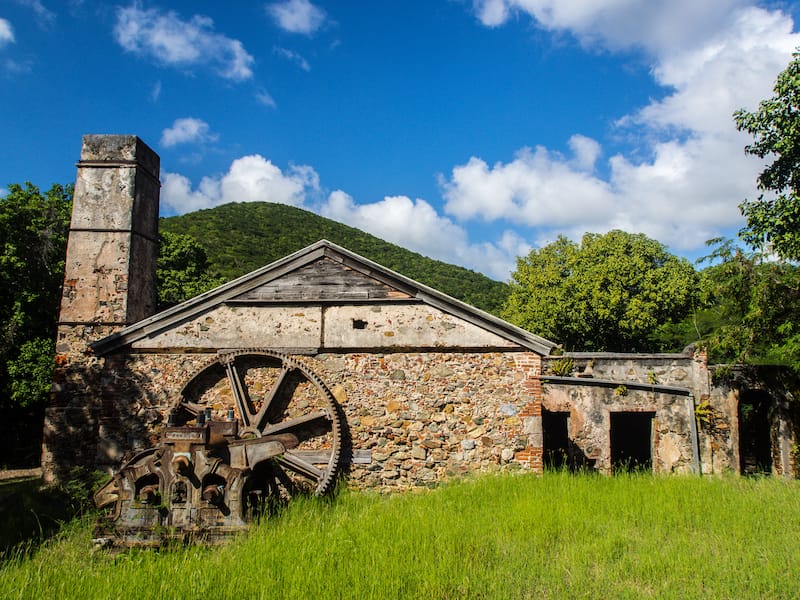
(541, 352, 740, 475)
(44, 347, 545, 489)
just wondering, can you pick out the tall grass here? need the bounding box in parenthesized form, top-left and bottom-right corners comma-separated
(1, 472, 799, 599)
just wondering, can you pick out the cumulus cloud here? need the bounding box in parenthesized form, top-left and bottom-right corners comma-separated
(450, 1, 800, 255)
(160, 117, 217, 147)
(162, 155, 320, 214)
(322, 192, 469, 259)
(267, 0, 326, 34)
(0, 19, 14, 47)
(473, 0, 751, 56)
(114, 5, 254, 81)
(320, 191, 522, 279)
(442, 140, 616, 227)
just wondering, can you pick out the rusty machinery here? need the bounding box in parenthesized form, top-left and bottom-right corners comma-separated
(93, 349, 344, 547)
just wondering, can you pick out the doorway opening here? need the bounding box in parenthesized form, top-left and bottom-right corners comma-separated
(543, 410, 570, 470)
(610, 411, 654, 473)
(738, 390, 773, 475)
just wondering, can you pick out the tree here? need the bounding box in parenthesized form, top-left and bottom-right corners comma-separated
(157, 231, 224, 309)
(698, 238, 800, 369)
(0, 185, 223, 408)
(0, 182, 72, 408)
(734, 49, 800, 260)
(502, 231, 698, 352)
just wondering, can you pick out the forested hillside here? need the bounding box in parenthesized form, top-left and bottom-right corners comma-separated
(160, 202, 509, 315)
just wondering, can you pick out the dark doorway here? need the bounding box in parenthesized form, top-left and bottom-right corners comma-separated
(610, 412, 654, 473)
(738, 390, 773, 475)
(543, 410, 570, 469)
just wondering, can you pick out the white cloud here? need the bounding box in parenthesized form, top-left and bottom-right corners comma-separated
(450, 2, 800, 255)
(322, 192, 469, 258)
(320, 191, 521, 279)
(274, 47, 311, 71)
(114, 5, 254, 81)
(442, 141, 616, 228)
(267, 0, 326, 34)
(474, 0, 511, 27)
(0, 19, 15, 48)
(473, 0, 751, 56)
(162, 155, 320, 213)
(160, 117, 217, 147)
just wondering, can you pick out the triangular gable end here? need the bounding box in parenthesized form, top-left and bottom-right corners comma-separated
(229, 257, 414, 303)
(90, 240, 557, 355)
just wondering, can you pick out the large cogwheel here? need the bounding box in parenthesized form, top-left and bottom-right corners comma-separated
(175, 349, 343, 498)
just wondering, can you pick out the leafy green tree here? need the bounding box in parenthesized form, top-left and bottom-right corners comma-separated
(734, 50, 800, 260)
(157, 231, 224, 309)
(698, 238, 800, 368)
(0, 184, 223, 408)
(0, 182, 72, 408)
(502, 231, 698, 352)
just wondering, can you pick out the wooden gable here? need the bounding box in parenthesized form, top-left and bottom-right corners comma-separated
(230, 258, 413, 303)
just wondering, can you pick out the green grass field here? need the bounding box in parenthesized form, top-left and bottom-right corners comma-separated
(1, 472, 799, 599)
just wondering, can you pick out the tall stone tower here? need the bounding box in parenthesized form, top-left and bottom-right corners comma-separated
(42, 135, 160, 483)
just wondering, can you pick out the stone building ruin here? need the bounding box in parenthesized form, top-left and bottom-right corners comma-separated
(43, 135, 800, 496)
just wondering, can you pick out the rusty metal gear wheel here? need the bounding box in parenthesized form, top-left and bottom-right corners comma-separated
(176, 349, 343, 497)
(93, 349, 344, 547)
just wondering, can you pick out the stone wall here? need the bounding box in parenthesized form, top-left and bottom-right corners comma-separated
(708, 365, 800, 478)
(44, 340, 800, 485)
(44, 347, 545, 489)
(542, 352, 718, 474)
(315, 350, 542, 489)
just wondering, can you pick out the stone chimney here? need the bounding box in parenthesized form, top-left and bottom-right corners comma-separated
(57, 135, 160, 339)
(43, 135, 160, 483)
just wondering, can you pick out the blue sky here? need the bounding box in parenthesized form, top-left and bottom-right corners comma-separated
(1, 1, 799, 280)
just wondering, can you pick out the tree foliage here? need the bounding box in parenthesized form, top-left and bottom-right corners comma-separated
(734, 49, 800, 260)
(157, 231, 224, 309)
(502, 231, 698, 352)
(0, 182, 72, 407)
(698, 238, 800, 369)
(0, 184, 226, 408)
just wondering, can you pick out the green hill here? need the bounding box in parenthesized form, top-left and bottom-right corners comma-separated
(160, 202, 509, 315)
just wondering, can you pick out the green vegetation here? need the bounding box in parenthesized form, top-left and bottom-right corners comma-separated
(160, 202, 510, 314)
(502, 231, 698, 352)
(0, 183, 71, 410)
(0, 468, 101, 555)
(734, 50, 800, 262)
(693, 238, 800, 368)
(1, 473, 799, 599)
(156, 231, 224, 310)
